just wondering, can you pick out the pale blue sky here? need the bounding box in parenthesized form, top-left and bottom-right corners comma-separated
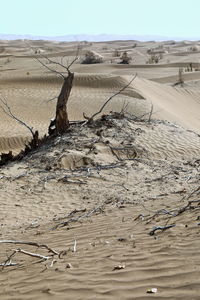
(1, 0, 200, 39)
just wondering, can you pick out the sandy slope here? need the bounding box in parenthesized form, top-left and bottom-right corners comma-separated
(0, 39, 200, 300)
(0, 72, 199, 154)
(0, 116, 199, 300)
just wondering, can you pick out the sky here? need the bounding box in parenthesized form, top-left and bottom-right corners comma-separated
(0, 0, 200, 39)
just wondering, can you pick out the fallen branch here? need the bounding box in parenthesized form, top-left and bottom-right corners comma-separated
(52, 204, 105, 230)
(1, 250, 18, 269)
(15, 248, 51, 260)
(0, 240, 59, 255)
(174, 199, 200, 216)
(149, 224, 176, 236)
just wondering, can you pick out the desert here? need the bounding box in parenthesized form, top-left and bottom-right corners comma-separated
(0, 38, 200, 299)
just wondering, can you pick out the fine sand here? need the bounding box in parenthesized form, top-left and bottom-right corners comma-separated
(0, 39, 200, 299)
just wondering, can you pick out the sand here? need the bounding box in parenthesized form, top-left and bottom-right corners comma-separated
(0, 39, 200, 299)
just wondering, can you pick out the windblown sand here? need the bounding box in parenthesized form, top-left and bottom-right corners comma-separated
(0, 39, 200, 299)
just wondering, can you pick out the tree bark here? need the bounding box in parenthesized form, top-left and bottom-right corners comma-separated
(55, 71, 74, 135)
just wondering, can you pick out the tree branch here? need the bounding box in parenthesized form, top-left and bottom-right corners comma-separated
(0, 96, 35, 137)
(34, 56, 65, 79)
(33, 44, 80, 77)
(87, 74, 137, 122)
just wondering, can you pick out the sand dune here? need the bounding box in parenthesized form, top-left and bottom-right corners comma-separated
(0, 116, 199, 300)
(132, 77, 200, 131)
(0, 71, 200, 154)
(0, 39, 200, 300)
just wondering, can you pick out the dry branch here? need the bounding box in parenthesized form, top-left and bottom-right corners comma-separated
(1, 249, 17, 269)
(149, 224, 176, 235)
(15, 248, 51, 260)
(34, 56, 65, 79)
(52, 204, 105, 230)
(0, 96, 35, 137)
(35, 45, 79, 73)
(0, 240, 59, 255)
(87, 74, 137, 122)
(0, 262, 18, 267)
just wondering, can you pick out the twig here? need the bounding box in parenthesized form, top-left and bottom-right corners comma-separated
(149, 224, 176, 236)
(0, 240, 59, 255)
(1, 250, 17, 269)
(38, 46, 79, 73)
(52, 204, 105, 230)
(34, 56, 65, 79)
(45, 96, 57, 103)
(174, 199, 200, 216)
(31, 42, 79, 79)
(49, 259, 57, 268)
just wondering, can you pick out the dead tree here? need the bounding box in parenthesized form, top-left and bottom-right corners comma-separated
(54, 71, 74, 134)
(0, 51, 78, 165)
(34, 53, 78, 135)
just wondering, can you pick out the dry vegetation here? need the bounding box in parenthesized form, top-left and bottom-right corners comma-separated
(82, 50, 103, 64)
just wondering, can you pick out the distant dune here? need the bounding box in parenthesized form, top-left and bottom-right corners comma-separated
(0, 33, 196, 42)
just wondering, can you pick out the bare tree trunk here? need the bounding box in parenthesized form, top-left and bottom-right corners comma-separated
(54, 71, 74, 135)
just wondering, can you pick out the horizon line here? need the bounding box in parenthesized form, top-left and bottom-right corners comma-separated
(0, 33, 200, 42)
